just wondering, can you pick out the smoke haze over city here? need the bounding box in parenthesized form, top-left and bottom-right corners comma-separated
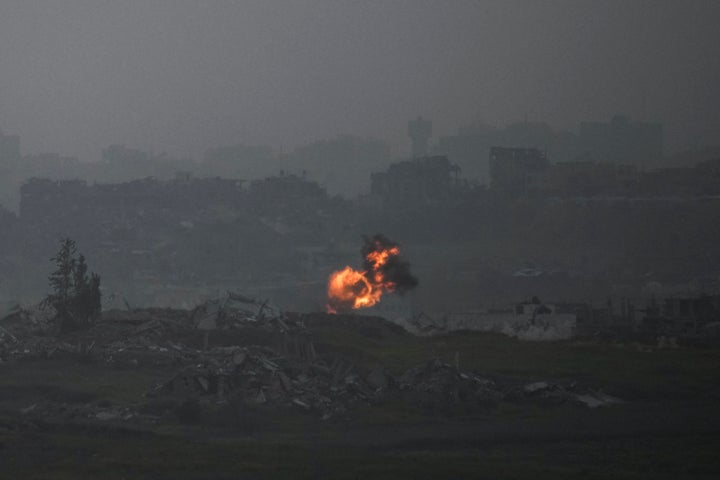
(3, 2, 720, 478)
(1, 0, 719, 161)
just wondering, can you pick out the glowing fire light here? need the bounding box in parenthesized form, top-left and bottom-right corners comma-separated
(327, 240, 407, 313)
(327, 266, 381, 313)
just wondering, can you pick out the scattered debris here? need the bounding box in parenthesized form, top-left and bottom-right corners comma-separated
(1, 294, 624, 424)
(154, 343, 385, 417)
(520, 380, 624, 408)
(395, 302, 577, 341)
(574, 391, 624, 408)
(524, 381, 551, 394)
(191, 291, 296, 332)
(398, 359, 502, 406)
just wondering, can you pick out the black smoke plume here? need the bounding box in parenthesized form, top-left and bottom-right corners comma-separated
(362, 234, 418, 293)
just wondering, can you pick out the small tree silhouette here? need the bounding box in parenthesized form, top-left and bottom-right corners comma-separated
(43, 238, 102, 332)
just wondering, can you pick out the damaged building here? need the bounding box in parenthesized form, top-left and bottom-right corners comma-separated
(489, 145, 720, 198)
(370, 155, 462, 206)
(489, 147, 550, 197)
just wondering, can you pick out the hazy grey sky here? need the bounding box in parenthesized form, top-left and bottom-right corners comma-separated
(1, 0, 719, 161)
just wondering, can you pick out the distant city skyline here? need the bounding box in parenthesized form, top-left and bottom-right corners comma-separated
(1, 0, 719, 161)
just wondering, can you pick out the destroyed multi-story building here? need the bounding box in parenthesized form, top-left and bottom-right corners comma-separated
(489, 147, 549, 196)
(19, 176, 247, 222)
(487, 143, 720, 198)
(545, 161, 639, 197)
(249, 173, 327, 212)
(636, 294, 720, 336)
(433, 114, 662, 184)
(637, 158, 720, 197)
(370, 155, 462, 206)
(435, 121, 582, 183)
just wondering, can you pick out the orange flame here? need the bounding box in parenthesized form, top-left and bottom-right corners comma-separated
(326, 245, 401, 313)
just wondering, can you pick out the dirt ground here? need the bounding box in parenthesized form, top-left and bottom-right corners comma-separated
(1, 308, 720, 479)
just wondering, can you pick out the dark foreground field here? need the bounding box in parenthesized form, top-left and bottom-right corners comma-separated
(1, 310, 720, 479)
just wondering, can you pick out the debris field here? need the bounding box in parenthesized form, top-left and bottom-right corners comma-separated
(0, 292, 622, 425)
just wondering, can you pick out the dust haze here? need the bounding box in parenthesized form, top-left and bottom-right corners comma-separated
(1, 1, 720, 478)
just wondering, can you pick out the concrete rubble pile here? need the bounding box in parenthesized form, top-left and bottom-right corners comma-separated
(0, 292, 302, 363)
(397, 359, 504, 406)
(0, 304, 57, 360)
(1, 305, 193, 363)
(154, 345, 385, 418)
(154, 353, 518, 418)
(191, 291, 299, 332)
(517, 381, 624, 408)
(1, 294, 624, 422)
(18, 402, 140, 424)
(400, 310, 576, 341)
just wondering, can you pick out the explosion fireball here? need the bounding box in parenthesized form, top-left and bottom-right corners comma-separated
(327, 235, 417, 313)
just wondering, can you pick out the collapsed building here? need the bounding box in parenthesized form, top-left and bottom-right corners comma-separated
(489, 147, 549, 197)
(488, 146, 638, 198)
(636, 294, 720, 338)
(433, 114, 663, 183)
(369, 155, 463, 207)
(488, 146, 720, 198)
(19, 176, 247, 221)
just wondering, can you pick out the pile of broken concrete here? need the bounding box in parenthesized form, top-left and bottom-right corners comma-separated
(1, 292, 623, 423)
